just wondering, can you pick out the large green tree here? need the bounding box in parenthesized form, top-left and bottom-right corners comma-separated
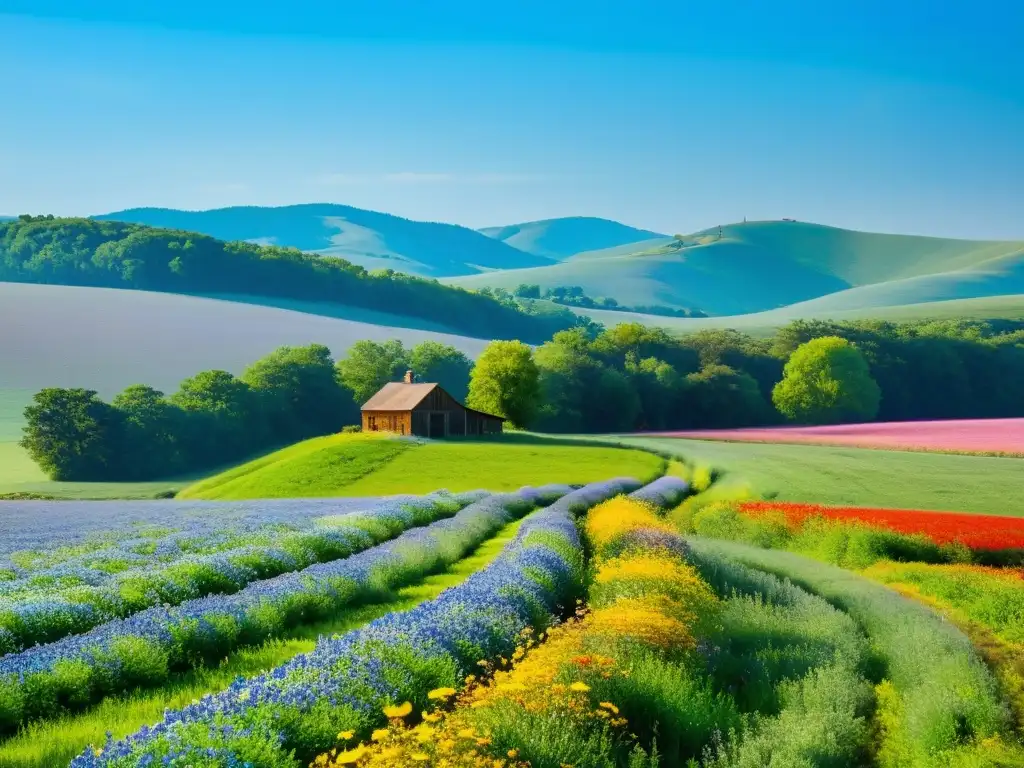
(111, 384, 187, 479)
(684, 365, 769, 428)
(772, 336, 881, 423)
(242, 343, 356, 442)
(336, 340, 409, 404)
(170, 370, 258, 464)
(408, 341, 473, 402)
(20, 388, 123, 481)
(467, 340, 540, 429)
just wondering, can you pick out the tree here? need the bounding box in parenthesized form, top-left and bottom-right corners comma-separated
(20, 388, 123, 480)
(772, 336, 881, 424)
(409, 341, 473, 403)
(684, 365, 769, 428)
(170, 370, 258, 464)
(467, 340, 540, 429)
(336, 340, 409, 404)
(111, 384, 187, 479)
(242, 343, 355, 442)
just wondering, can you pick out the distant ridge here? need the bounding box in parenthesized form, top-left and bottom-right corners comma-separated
(479, 216, 666, 260)
(447, 220, 1024, 316)
(94, 204, 554, 278)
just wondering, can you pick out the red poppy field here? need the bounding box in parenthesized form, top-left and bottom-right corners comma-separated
(739, 501, 1024, 550)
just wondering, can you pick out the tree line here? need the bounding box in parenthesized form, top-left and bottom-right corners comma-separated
(0, 216, 585, 343)
(21, 317, 1024, 482)
(508, 283, 708, 318)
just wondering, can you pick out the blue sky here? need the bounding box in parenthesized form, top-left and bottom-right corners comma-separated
(1, 1, 1022, 238)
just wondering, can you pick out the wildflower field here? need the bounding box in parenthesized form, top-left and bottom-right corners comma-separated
(1, 460, 1023, 767)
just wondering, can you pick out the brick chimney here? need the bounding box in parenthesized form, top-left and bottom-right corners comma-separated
(403, 369, 414, 384)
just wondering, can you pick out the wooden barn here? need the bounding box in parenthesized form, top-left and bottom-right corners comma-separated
(360, 370, 504, 438)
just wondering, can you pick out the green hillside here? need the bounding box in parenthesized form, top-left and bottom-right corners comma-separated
(95, 204, 554, 277)
(478, 216, 665, 260)
(179, 432, 664, 499)
(565, 294, 1024, 336)
(446, 221, 1024, 316)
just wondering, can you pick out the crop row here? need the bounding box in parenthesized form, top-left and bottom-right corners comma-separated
(697, 537, 1024, 765)
(309, 489, 875, 766)
(69, 477, 641, 766)
(0, 485, 571, 734)
(0, 491, 482, 654)
(0, 497, 381, 564)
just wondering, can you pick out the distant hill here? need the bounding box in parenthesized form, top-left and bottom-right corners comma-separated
(478, 216, 665, 260)
(94, 204, 554, 277)
(446, 220, 1024, 316)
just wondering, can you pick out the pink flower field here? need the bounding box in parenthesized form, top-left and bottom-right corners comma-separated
(653, 418, 1024, 455)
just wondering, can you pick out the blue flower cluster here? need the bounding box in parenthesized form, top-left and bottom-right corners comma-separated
(0, 493, 484, 654)
(628, 474, 690, 508)
(0, 497, 391, 562)
(0, 489, 516, 734)
(71, 478, 640, 768)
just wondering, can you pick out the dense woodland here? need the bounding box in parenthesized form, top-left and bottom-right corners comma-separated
(20, 318, 1024, 482)
(0, 216, 585, 342)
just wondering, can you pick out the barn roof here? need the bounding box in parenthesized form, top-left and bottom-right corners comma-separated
(361, 382, 438, 411)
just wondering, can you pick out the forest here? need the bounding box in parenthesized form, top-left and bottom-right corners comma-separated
(0, 216, 585, 342)
(19, 318, 1024, 482)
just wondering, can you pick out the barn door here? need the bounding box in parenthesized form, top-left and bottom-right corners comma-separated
(429, 412, 446, 438)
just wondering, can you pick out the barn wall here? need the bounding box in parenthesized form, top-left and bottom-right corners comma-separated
(362, 410, 412, 435)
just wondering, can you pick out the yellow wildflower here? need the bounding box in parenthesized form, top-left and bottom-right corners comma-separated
(383, 701, 413, 718)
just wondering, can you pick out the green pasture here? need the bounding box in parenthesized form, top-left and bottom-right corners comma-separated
(180, 432, 664, 500)
(619, 436, 1024, 516)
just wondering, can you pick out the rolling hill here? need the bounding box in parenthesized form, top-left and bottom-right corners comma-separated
(446, 220, 1024, 316)
(94, 204, 555, 277)
(478, 216, 666, 260)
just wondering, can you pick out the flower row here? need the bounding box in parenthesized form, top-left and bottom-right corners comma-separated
(0, 492, 482, 655)
(70, 477, 641, 767)
(0, 486, 566, 734)
(739, 501, 1024, 551)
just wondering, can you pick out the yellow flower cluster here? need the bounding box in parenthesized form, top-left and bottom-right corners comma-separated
(584, 497, 676, 553)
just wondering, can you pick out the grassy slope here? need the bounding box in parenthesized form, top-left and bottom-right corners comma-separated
(0, 513, 530, 768)
(477, 217, 666, 260)
(181, 434, 664, 500)
(619, 436, 1024, 516)
(177, 432, 413, 500)
(445, 221, 1024, 316)
(95, 204, 554, 278)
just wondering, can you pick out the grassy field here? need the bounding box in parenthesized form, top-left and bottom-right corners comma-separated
(619, 436, 1024, 516)
(446, 220, 1024, 316)
(0, 512, 530, 768)
(181, 433, 664, 500)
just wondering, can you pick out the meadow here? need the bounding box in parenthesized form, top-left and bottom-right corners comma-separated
(617, 435, 1024, 516)
(1, 449, 1022, 767)
(177, 433, 664, 500)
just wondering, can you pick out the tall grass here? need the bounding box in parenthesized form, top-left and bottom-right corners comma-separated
(694, 538, 1024, 767)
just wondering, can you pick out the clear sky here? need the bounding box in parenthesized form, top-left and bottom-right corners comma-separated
(1, 1, 1022, 238)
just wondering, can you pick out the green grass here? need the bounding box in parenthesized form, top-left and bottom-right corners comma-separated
(692, 538, 1023, 766)
(0, 512, 529, 768)
(617, 436, 1024, 516)
(338, 438, 664, 496)
(177, 432, 413, 500)
(181, 433, 664, 500)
